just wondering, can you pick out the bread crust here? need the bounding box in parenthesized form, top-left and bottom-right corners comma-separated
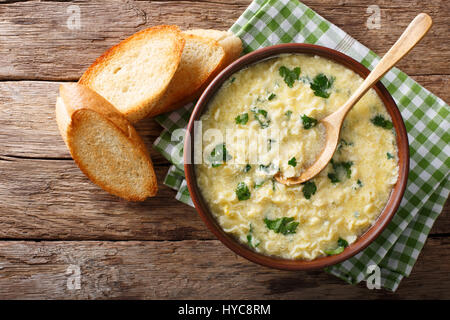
(183, 29, 243, 66)
(146, 31, 243, 117)
(146, 33, 225, 117)
(79, 25, 185, 122)
(57, 83, 158, 201)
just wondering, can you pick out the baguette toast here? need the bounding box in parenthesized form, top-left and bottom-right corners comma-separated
(79, 25, 185, 122)
(147, 33, 226, 117)
(183, 29, 243, 66)
(147, 30, 242, 117)
(56, 83, 158, 201)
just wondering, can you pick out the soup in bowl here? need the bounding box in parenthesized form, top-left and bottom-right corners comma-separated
(184, 44, 409, 270)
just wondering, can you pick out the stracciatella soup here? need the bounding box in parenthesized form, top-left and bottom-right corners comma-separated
(195, 54, 399, 260)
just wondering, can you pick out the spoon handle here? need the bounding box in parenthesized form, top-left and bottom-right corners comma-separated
(335, 13, 432, 119)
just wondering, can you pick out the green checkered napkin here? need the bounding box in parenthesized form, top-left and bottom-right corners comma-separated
(153, 0, 449, 291)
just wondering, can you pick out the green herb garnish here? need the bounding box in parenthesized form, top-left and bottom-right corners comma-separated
(235, 113, 248, 125)
(301, 114, 318, 129)
(258, 163, 278, 175)
(279, 66, 301, 88)
(324, 238, 349, 256)
(288, 157, 297, 167)
(357, 179, 363, 188)
(371, 115, 393, 129)
(340, 161, 353, 178)
(209, 143, 232, 167)
(387, 152, 394, 159)
(267, 139, 276, 151)
(285, 110, 293, 119)
(327, 172, 340, 184)
(244, 164, 252, 173)
(264, 217, 299, 235)
(338, 139, 353, 151)
(236, 182, 251, 201)
(230, 77, 236, 83)
(310, 73, 334, 98)
(251, 107, 270, 128)
(302, 181, 317, 199)
(247, 224, 260, 248)
(254, 180, 265, 189)
(268, 93, 276, 101)
(331, 159, 353, 179)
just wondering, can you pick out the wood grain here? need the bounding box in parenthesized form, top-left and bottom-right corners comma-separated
(0, 237, 448, 299)
(0, 78, 447, 160)
(0, 0, 448, 80)
(0, 157, 211, 240)
(0, 81, 168, 163)
(0, 80, 448, 240)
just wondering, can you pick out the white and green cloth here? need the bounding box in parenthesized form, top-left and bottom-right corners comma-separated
(153, 0, 449, 291)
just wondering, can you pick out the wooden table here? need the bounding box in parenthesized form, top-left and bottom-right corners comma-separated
(0, 0, 448, 299)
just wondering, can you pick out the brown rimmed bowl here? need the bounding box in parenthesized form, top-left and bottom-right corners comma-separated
(183, 43, 409, 270)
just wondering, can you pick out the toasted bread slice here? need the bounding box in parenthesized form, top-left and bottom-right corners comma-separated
(79, 25, 185, 122)
(147, 34, 225, 117)
(183, 29, 243, 66)
(147, 30, 243, 117)
(56, 83, 158, 201)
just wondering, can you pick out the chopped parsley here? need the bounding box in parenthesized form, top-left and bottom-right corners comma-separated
(387, 152, 394, 159)
(247, 224, 260, 248)
(338, 139, 353, 151)
(288, 157, 297, 167)
(324, 238, 349, 256)
(310, 73, 334, 98)
(330, 159, 353, 180)
(302, 181, 317, 199)
(254, 180, 265, 189)
(340, 161, 353, 178)
(285, 110, 293, 119)
(371, 115, 393, 129)
(327, 172, 340, 184)
(236, 182, 251, 201)
(267, 139, 276, 151)
(251, 107, 270, 128)
(244, 164, 252, 173)
(357, 179, 363, 188)
(301, 114, 318, 129)
(259, 163, 277, 175)
(230, 77, 236, 83)
(271, 178, 276, 191)
(209, 143, 232, 167)
(235, 113, 249, 125)
(279, 66, 301, 88)
(267, 93, 276, 101)
(264, 217, 299, 235)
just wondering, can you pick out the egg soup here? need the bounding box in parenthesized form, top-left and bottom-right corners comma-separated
(195, 54, 399, 260)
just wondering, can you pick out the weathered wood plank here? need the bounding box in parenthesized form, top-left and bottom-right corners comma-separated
(0, 237, 448, 299)
(0, 77, 447, 160)
(0, 81, 169, 163)
(0, 156, 447, 239)
(0, 0, 448, 80)
(0, 157, 210, 240)
(0, 78, 448, 239)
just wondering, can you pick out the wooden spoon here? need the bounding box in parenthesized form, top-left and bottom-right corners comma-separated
(275, 13, 432, 186)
